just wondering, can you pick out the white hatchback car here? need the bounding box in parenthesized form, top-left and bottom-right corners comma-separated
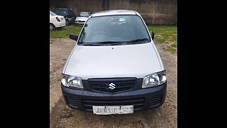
(61, 10, 167, 115)
(49, 11, 66, 30)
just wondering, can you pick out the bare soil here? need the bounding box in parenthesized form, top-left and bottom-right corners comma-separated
(50, 38, 177, 128)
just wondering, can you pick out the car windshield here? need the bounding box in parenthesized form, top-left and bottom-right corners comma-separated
(78, 15, 150, 46)
(53, 9, 68, 16)
(80, 12, 90, 17)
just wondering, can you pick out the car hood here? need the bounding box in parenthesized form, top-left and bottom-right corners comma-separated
(63, 42, 164, 79)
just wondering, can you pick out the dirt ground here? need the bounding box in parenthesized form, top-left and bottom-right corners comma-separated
(50, 38, 177, 128)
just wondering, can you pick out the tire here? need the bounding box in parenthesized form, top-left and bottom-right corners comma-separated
(50, 24, 55, 31)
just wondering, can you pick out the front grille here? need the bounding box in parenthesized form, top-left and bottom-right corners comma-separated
(83, 77, 142, 93)
(82, 97, 145, 111)
(64, 93, 164, 111)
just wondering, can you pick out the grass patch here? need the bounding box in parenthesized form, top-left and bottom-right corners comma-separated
(165, 47, 176, 54)
(50, 25, 82, 38)
(171, 43, 177, 48)
(148, 25, 177, 44)
(155, 35, 165, 43)
(148, 25, 177, 53)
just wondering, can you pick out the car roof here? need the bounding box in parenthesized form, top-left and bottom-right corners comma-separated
(91, 10, 138, 17)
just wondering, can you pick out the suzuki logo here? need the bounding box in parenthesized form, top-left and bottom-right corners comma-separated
(108, 83, 116, 90)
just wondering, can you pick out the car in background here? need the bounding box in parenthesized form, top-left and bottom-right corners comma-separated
(75, 12, 91, 25)
(52, 8, 76, 25)
(50, 11, 66, 30)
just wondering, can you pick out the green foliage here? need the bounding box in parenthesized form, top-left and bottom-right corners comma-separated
(50, 25, 82, 38)
(148, 25, 177, 53)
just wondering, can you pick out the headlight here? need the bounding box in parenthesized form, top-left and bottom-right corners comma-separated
(142, 71, 167, 88)
(61, 74, 83, 89)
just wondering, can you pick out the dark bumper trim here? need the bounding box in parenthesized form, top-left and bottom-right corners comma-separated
(61, 82, 167, 112)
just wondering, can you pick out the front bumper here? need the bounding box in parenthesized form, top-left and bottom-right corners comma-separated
(61, 82, 167, 112)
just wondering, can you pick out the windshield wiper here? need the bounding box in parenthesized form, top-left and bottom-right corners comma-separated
(81, 39, 149, 46)
(125, 38, 150, 44)
(83, 41, 124, 46)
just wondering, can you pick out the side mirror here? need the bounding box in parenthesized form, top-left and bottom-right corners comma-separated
(151, 32, 155, 40)
(69, 34, 78, 41)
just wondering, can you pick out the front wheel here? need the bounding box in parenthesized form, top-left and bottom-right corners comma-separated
(50, 24, 55, 31)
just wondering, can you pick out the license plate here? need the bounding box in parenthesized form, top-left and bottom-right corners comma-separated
(92, 105, 134, 115)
